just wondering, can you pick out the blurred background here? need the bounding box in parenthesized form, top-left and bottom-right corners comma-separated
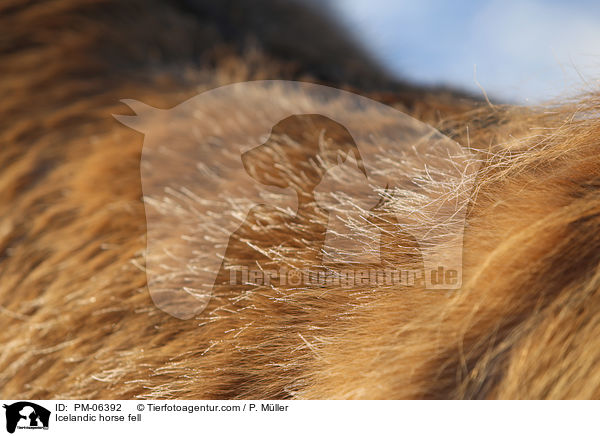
(322, 0, 600, 104)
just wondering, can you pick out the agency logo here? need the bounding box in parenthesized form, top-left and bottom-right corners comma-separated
(115, 81, 480, 319)
(3, 402, 50, 433)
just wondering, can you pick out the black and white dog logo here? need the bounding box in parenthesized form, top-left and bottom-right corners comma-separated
(3, 402, 50, 433)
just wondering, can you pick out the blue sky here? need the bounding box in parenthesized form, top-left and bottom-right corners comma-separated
(327, 0, 600, 103)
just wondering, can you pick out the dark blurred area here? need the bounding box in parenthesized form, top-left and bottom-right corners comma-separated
(0, 0, 480, 101)
(1, 0, 389, 88)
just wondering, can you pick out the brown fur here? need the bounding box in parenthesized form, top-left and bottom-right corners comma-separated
(1, 0, 600, 399)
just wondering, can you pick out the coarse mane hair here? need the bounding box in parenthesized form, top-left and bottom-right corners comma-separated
(1, 0, 599, 399)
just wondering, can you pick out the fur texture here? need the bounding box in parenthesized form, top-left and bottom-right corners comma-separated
(1, 0, 600, 399)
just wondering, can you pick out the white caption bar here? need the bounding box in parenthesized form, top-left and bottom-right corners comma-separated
(0, 400, 596, 436)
